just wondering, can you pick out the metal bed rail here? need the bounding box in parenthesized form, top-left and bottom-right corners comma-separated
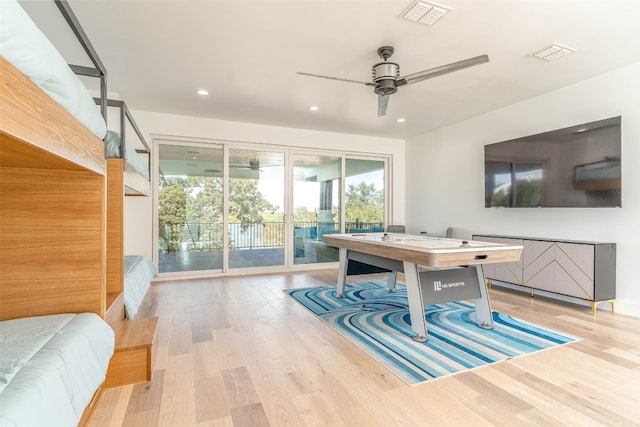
(53, 0, 108, 126)
(94, 98, 151, 177)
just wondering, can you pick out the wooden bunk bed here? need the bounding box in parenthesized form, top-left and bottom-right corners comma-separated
(0, 48, 112, 427)
(102, 98, 155, 322)
(102, 100, 158, 388)
(0, 0, 156, 424)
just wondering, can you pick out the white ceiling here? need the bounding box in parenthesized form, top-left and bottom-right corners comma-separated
(21, 0, 640, 140)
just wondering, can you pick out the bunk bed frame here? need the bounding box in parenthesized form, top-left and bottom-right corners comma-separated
(99, 98, 152, 196)
(104, 98, 152, 325)
(0, 1, 156, 424)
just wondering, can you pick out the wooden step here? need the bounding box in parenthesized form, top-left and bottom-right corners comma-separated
(106, 316, 158, 388)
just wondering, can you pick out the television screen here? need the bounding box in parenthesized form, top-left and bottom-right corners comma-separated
(485, 116, 621, 208)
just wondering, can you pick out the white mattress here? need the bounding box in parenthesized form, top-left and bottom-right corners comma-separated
(106, 130, 150, 180)
(0, 0, 107, 139)
(0, 313, 115, 427)
(124, 255, 158, 319)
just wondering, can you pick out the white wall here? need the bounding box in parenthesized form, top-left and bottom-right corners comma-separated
(124, 112, 405, 261)
(405, 61, 640, 317)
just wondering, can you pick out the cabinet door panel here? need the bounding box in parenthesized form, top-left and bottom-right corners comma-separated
(554, 243, 594, 299)
(494, 262, 524, 285)
(523, 240, 555, 292)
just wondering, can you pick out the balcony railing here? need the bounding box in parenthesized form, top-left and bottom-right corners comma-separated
(158, 220, 384, 253)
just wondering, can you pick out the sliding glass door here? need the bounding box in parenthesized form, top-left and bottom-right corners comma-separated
(345, 158, 385, 232)
(228, 148, 285, 270)
(292, 154, 341, 265)
(155, 139, 390, 276)
(157, 143, 224, 273)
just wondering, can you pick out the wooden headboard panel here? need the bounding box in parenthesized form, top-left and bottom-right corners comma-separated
(0, 56, 106, 321)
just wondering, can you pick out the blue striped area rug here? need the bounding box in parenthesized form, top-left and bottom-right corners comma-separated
(286, 280, 579, 385)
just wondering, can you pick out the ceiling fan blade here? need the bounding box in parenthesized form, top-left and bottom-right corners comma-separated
(400, 54, 489, 86)
(378, 95, 389, 117)
(296, 71, 375, 86)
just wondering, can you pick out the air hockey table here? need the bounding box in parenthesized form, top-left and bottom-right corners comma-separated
(323, 233, 523, 342)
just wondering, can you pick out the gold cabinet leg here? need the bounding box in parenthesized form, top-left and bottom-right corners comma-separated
(581, 299, 597, 316)
(582, 300, 616, 316)
(530, 288, 535, 298)
(582, 299, 616, 317)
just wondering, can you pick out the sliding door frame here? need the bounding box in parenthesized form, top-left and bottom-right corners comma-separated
(152, 135, 393, 278)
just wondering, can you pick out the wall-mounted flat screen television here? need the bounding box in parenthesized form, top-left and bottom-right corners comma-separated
(485, 116, 621, 208)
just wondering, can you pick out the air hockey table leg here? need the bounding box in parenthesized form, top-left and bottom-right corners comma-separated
(471, 265, 494, 329)
(403, 261, 428, 342)
(336, 248, 348, 298)
(386, 271, 397, 293)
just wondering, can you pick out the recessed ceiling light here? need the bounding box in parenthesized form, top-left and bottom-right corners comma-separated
(401, 1, 452, 26)
(197, 89, 209, 96)
(397, 118, 406, 123)
(533, 43, 575, 61)
(309, 105, 319, 111)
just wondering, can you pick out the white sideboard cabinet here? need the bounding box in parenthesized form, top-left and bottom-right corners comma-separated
(473, 234, 616, 315)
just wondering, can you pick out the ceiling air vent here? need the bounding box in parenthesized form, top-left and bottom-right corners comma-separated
(533, 43, 575, 61)
(401, 1, 452, 26)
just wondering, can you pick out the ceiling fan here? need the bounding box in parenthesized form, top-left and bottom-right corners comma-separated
(205, 158, 266, 174)
(231, 157, 262, 171)
(297, 46, 489, 117)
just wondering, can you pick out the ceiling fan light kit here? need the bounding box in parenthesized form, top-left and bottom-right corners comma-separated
(372, 46, 400, 97)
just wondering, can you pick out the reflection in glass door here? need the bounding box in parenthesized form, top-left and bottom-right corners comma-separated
(228, 148, 285, 269)
(292, 154, 341, 265)
(157, 143, 224, 273)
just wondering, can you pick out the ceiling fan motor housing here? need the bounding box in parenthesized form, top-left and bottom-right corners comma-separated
(372, 61, 400, 95)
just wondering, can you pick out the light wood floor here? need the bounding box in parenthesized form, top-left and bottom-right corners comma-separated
(89, 270, 640, 426)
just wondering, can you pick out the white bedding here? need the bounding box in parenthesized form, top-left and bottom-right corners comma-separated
(0, 0, 107, 139)
(105, 130, 122, 158)
(124, 255, 158, 319)
(106, 130, 151, 180)
(0, 313, 114, 427)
